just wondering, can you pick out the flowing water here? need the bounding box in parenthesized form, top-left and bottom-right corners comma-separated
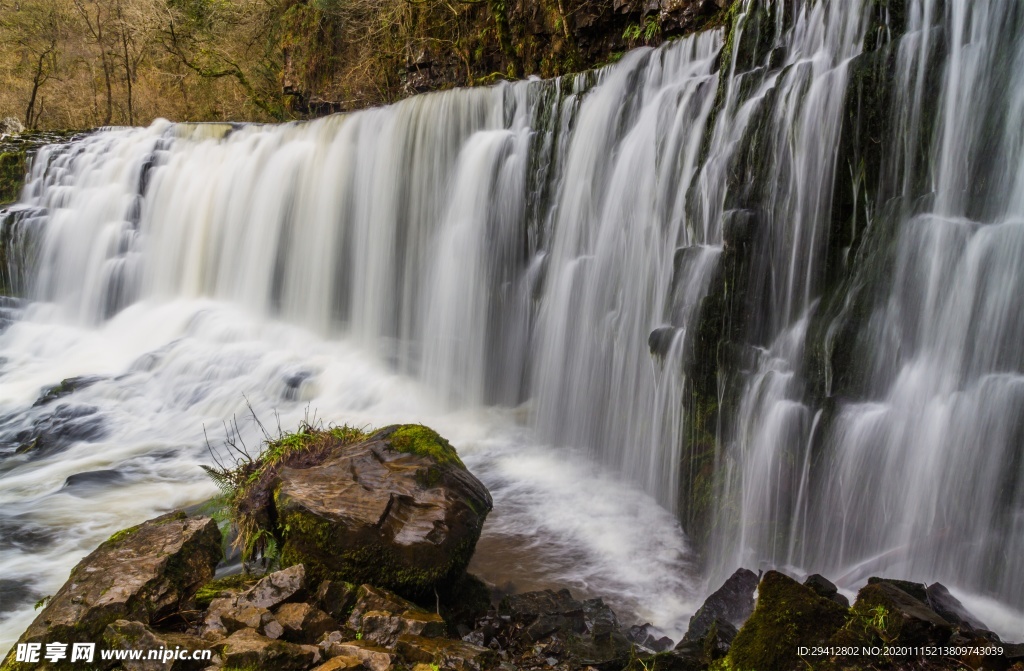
(2, 0, 1024, 655)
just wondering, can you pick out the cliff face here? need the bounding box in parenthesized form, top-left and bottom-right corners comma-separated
(279, 0, 730, 114)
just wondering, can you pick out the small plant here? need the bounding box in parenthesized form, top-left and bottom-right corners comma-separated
(33, 595, 52, 610)
(622, 16, 660, 44)
(201, 402, 368, 569)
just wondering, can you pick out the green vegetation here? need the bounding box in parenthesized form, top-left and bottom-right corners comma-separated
(388, 424, 464, 468)
(0, 0, 736, 128)
(201, 412, 368, 565)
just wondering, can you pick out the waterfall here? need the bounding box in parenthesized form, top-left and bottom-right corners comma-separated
(2, 0, 1024, 654)
(715, 0, 1024, 620)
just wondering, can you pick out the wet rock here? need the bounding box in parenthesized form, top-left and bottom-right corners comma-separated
(241, 564, 308, 609)
(317, 579, 360, 620)
(14, 404, 107, 459)
(700, 619, 736, 659)
(321, 640, 395, 671)
(397, 634, 497, 671)
(103, 620, 209, 671)
(804, 573, 850, 608)
(215, 627, 317, 670)
(628, 623, 674, 652)
(499, 589, 586, 640)
(0, 580, 36, 619)
(438, 572, 493, 632)
(348, 584, 420, 630)
(854, 581, 953, 647)
(726, 571, 848, 671)
(925, 583, 991, 633)
(361, 609, 447, 648)
(62, 469, 126, 492)
(2, 511, 221, 668)
(867, 576, 928, 602)
(682, 568, 758, 641)
(33, 376, 103, 407)
(275, 602, 338, 644)
(274, 425, 492, 599)
(0, 520, 55, 553)
(582, 597, 619, 638)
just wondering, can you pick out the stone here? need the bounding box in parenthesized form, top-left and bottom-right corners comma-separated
(312, 656, 368, 670)
(318, 579, 360, 619)
(322, 640, 395, 671)
(275, 602, 339, 644)
(274, 425, 492, 599)
(726, 571, 848, 671)
(866, 576, 928, 603)
(498, 588, 586, 640)
(397, 634, 498, 671)
(1, 512, 221, 670)
(682, 568, 759, 641)
(241, 564, 308, 609)
(0, 118, 23, 136)
(628, 623, 674, 652)
(215, 627, 317, 670)
(102, 620, 210, 671)
(853, 581, 953, 647)
(361, 609, 447, 648)
(348, 584, 420, 630)
(582, 597, 619, 638)
(925, 583, 990, 633)
(220, 603, 273, 632)
(804, 573, 850, 608)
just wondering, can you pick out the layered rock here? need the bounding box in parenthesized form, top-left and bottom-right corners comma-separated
(0, 512, 221, 671)
(274, 425, 493, 599)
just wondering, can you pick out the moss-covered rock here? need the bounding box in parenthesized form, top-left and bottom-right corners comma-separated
(273, 424, 492, 601)
(725, 571, 848, 671)
(0, 512, 222, 671)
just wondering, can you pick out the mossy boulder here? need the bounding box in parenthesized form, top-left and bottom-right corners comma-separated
(850, 581, 952, 647)
(725, 571, 848, 671)
(273, 424, 492, 601)
(0, 512, 222, 671)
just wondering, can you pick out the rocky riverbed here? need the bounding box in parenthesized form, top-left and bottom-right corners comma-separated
(2, 425, 1022, 671)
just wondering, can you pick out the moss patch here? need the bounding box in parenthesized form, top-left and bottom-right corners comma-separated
(194, 573, 261, 609)
(726, 571, 848, 671)
(384, 425, 465, 468)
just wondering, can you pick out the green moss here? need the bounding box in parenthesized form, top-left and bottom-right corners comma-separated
(194, 573, 260, 609)
(0, 151, 27, 206)
(385, 424, 464, 468)
(727, 571, 848, 671)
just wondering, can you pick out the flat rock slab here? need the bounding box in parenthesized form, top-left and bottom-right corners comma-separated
(2, 512, 221, 670)
(397, 634, 497, 671)
(215, 628, 317, 670)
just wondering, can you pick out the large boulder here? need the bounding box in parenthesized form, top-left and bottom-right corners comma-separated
(274, 425, 492, 599)
(682, 568, 759, 642)
(726, 571, 848, 671)
(925, 583, 991, 634)
(852, 581, 953, 647)
(1, 512, 222, 671)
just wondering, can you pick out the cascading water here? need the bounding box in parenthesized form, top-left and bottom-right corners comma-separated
(713, 0, 1024, 634)
(2, 0, 1024, 656)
